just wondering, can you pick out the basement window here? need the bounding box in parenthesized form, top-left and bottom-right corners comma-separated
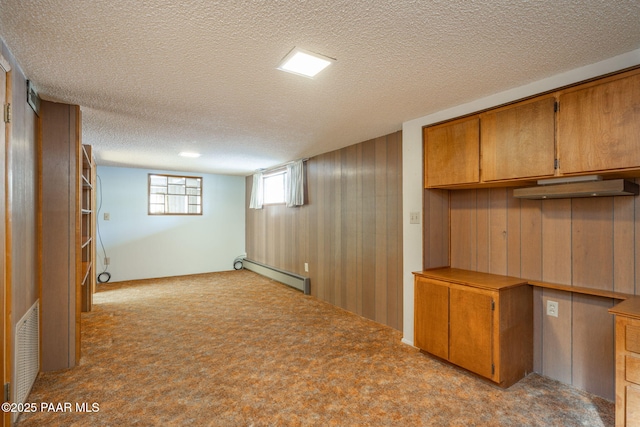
(262, 170, 286, 205)
(148, 174, 202, 215)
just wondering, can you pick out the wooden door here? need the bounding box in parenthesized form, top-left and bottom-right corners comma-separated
(558, 69, 640, 174)
(414, 278, 449, 360)
(0, 54, 10, 427)
(481, 96, 556, 181)
(449, 286, 494, 380)
(424, 116, 480, 187)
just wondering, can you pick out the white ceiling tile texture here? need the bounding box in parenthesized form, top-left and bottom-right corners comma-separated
(1, 0, 639, 174)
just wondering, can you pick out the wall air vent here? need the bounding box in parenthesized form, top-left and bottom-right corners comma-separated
(513, 177, 639, 200)
(26, 80, 40, 116)
(14, 300, 39, 422)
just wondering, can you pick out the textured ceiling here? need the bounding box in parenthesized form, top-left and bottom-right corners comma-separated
(1, 1, 640, 175)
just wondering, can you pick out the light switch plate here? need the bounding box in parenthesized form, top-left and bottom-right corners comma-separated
(409, 212, 420, 224)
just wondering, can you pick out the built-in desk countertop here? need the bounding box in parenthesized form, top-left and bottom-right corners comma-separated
(609, 296, 640, 320)
(415, 267, 635, 301)
(413, 267, 528, 292)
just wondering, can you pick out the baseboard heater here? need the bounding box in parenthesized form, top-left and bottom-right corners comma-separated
(242, 258, 310, 295)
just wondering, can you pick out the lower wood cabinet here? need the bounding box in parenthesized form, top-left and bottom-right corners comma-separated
(449, 286, 495, 380)
(609, 297, 640, 427)
(414, 268, 533, 388)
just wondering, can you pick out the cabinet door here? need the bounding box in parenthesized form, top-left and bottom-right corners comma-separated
(424, 116, 479, 187)
(449, 287, 494, 380)
(481, 96, 556, 181)
(414, 278, 449, 360)
(558, 70, 640, 174)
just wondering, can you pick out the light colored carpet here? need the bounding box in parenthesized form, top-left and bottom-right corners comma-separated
(17, 270, 613, 426)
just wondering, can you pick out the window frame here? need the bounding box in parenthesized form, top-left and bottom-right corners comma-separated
(262, 168, 287, 206)
(148, 173, 203, 216)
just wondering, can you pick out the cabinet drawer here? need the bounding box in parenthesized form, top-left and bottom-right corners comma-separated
(628, 325, 640, 353)
(627, 386, 640, 426)
(627, 355, 640, 385)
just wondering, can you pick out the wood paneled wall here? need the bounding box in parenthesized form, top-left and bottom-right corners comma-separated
(423, 182, 640, 400)
(423, 189, 449, 269)
(39, 101, 81, 371)
(1, 42, 39, 409)
(246, 131, 403, 330)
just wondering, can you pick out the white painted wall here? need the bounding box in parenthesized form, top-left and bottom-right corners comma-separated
(401, 48, 640, 346)
(96, 166, 246, 282)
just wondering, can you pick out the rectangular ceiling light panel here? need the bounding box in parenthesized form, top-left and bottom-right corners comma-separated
(179, 152, 201, 158)
(277, 48, 334, 78)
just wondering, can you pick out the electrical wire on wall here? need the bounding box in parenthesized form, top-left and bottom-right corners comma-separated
(96, 174, 111, 283)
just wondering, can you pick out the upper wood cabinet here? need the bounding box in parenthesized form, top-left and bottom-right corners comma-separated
(424, 67, 640, 189)
(558, 69, 640, 175)
(424, 116, 479, 187)
(480, 96, 556, 182)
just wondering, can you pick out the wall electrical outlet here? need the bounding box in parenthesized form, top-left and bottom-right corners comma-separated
(546, 300, 559, 317)
(304, 262, 309, 273)
(104, 212, 110, 221)
(409, 212, 420, 224)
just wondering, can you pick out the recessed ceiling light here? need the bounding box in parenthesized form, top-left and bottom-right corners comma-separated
(277, 48, 335, 78)
(179, 152, 201, 158)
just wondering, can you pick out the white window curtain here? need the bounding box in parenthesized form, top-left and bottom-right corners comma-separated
(285, 159, 304, 207)
(249, 172, 263, 209)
